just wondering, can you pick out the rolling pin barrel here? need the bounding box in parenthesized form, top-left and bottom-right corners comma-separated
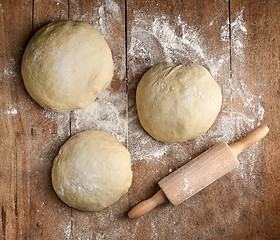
(128, 125, 269, 219)
(158, 141, 239, 206)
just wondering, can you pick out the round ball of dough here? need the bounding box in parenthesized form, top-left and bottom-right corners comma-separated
(21, 20, 113, 111)
(51, 130, 132, 211)
(136, 63, 222, 143)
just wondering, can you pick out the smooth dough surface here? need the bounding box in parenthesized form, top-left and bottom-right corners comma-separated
(136, 63, 222, 143)
(21, 20, 113, 111)
(51, 130, 132, 211)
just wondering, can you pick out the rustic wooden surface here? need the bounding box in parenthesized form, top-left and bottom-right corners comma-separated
(0, 0, 279, 239)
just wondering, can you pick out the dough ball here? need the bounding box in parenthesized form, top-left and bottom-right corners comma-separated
(51, 130, 132, 211)
(21, 20, 113, 111)
(136, 63, 222, 143)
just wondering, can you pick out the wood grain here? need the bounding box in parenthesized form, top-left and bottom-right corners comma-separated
(0, 0, 279, 239)
(28, 0, 71, 239)
(0, 2, 33, 239)
(228, 1, 280, 238)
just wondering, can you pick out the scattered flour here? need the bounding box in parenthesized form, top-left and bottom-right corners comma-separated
(51, 0, 64, 5)
(128, 113, 170, 161)
(0, 58, 17, 79)
(4, 107, 18, 115)
(183, 178, 193, 194)
(95, 233, 106, 240)
(221, 22, 229, 42)
(150, 219, 158, 238)
(43, 109, 70, 137)
(231, 8, 247, 56)
(128, 13, 228, 79)
(102, 0, 121, 20)
(64, 221, 72, 240)
(72, 89, 127, 143)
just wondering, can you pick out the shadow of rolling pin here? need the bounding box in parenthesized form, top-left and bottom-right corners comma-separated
(128, 125, 269, 219)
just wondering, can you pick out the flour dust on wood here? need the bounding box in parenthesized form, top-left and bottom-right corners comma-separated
(4, 107, 18, 115)
(71, 89, 127, 144)
(43, 110, 70, 137)
(0, 58, 18, 79)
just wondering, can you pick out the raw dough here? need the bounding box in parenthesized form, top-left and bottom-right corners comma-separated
(51, 130, 133, 211)
(21, 20, 113, 111)
(136, 63, 222, 143)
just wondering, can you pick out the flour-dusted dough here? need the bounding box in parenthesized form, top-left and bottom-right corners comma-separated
(136, 63, 222, 143)
(21, 20, 113, 111)
(51, 130, 133, 211)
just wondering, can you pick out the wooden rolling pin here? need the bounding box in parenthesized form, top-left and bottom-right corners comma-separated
(128, 125, 269, 219)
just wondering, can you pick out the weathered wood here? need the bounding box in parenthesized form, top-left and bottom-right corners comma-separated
(229, 1, 280, 238)
(0, 0, 279, 239)
(0, 2, 33, 239)
(0, 0, 71, 239)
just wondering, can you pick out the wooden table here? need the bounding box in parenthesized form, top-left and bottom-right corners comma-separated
(1, 0, 279, 239)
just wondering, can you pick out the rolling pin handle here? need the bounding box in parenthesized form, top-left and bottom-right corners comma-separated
(128, 190, 168, 219)
(229, 125, 269, 157)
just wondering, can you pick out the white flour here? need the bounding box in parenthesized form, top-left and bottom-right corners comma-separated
(0, 58, 17, 79)
(221, 21, 229, 42)
(183, 178, 193, 194)
(64, 221, 72, 240)
(4, 107, 18, 115)
(128, 13, 228, 79)
(72, 89, 127, 143)
(231, 8, 247, 56)
(43, 109, 70, 137)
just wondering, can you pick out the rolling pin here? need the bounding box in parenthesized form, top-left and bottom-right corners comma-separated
(128, 125, 269, 219)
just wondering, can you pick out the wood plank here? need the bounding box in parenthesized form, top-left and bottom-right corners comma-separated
(229, 0, 280, 238)
(0, 1, 33, 239)
(33, 0, 68, 29)
(28, 0, 72, 239)
(69, 0, 128, 239)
